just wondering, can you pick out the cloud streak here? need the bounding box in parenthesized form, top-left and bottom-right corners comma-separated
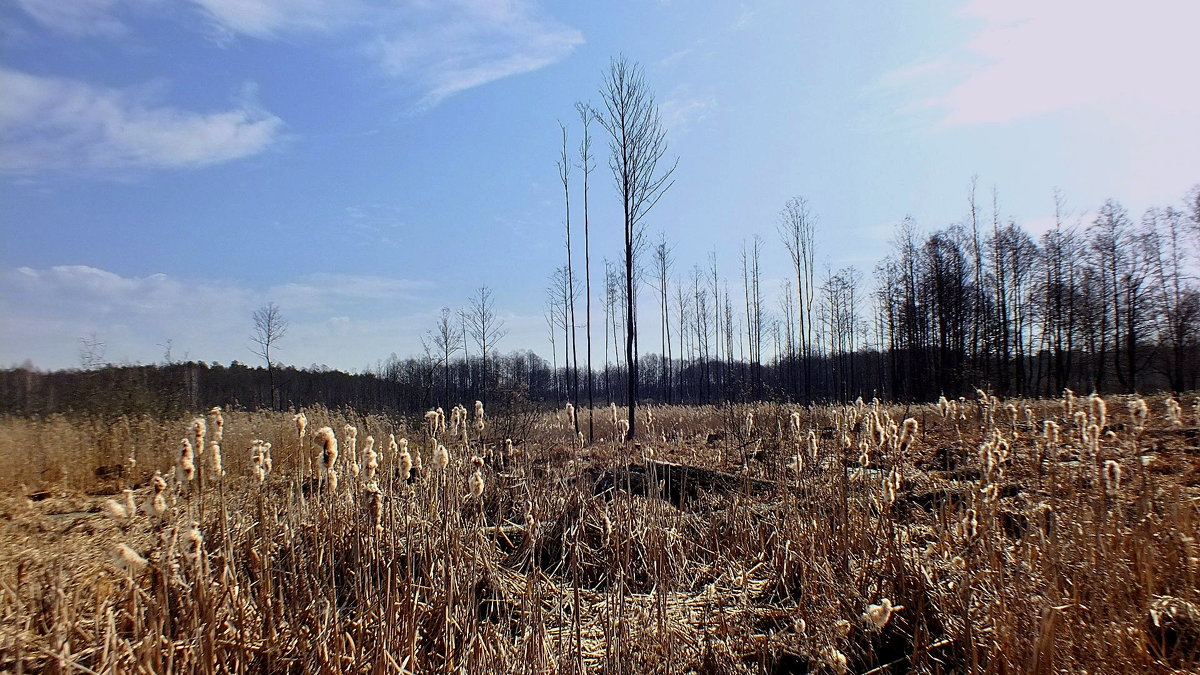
(0, 68, 284, 173)
(369, 0, 583, 110)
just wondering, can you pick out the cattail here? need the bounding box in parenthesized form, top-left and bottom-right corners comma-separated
(207, 440, 224, 479)
(103, 498, 129, 520)
(183, 521, 204, 564)
(425, 410, 440, 435)
(366, 483, 383, 531)
(1043, 420, 1060, 446)
(833, 619, 852, 637)
(937, 395, 950, 418)
(1063, 388, 1075, 417)
(262, 441, 273, 473)
(1166, 397, 1183, 427)
(111, 543, 147, 574)
(178, 438, 195, 482)
(122, 488, 136, 519)
(883, 468, 902, 505)
(565, 403, 576, 428)
(387, 433, 398, 460)
(142, 471, 169, 516)
(344, 425, 360, 477)
(961, 508, 979, 539)
(862, 598, 901, 630)
(898, 418, 919, 452)
(617, 418, 630, 442)
(192, 417, 206, 456)
(789, 410, 803, 436)
(1088, 393, 1107, 429)
(577, 431, 585, 448)
(449, 407, 461, 437)
(611, 402, 618, 428)
(398, 445, 413, 481)
(1104, 459, 1122, 495)
(468, 469, 485, 498)
(294, 411, 308, 437)
(208, 406, 224, 442)
(474, 400, 485, 432)
(807, 430, 819, 460)
(315, 426, 339, 477)
(363, 436, 378, 481)
(434, 443, 449, 471)
(251, 440, 267, 483)
(744, 410, 755, 437)
(1129, 397, 1149, 433)
(327, 468, 339, 491)
(819, 646, 848, 674)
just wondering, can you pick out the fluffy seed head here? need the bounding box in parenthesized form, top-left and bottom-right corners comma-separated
(178, 438, 195, 481)
(398, 448, 413, 480)
(208, 406, 224, 442)
(862, 598, 900, 630)
(315, 426, 339, 473)
(207, 440, 224, 479)
(434, 444, 450, 471)
(111, 543, 147, 574)
(294, 412, 308, 437)
(1129, 397, 1149, 432)
(103, 498, 129, 520)
(468, 469, 485, 498)
(1104, 459, 1122, 495)
(192, 417, 206, 455)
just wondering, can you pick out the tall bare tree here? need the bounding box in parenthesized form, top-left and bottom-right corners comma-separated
(465, 286, 508, 399)
(779, 197, 816, 402)
(595, 56, 677, 440)
(251, 302, 287, 409)
(557, 121, 581, 433)
(651, 234, 674, 402)
(576, 102, 597, 440)
(422, 307, 463, 405)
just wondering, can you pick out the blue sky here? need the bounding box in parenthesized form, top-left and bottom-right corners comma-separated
(2, 0, 1197, 371)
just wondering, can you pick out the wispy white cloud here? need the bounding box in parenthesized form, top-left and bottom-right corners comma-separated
(659, 85, 716, 134)
(14, 0, 583, 111)
(12, 0, 139, 37)
(188, 0, 355, 39)
(0, 68, 284, 173)
(369, 0, 583, 110)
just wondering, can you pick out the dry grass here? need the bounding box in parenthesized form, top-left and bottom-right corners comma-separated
(1, 394, 1199, 673)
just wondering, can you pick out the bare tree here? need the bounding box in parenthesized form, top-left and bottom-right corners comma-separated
(251, 302, 288, 409)
(422, 307, 464, 404)
(779, 197, 816, 402)
(651, 234, 674, 402)
(558, 121, 581, 433)
(576, 101, 597, 441)
(596, 55, 677, 440)
(465, 286, 508, 399)
(79, 333, 106, 370)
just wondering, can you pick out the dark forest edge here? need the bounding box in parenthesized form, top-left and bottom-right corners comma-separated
(2, 335, 1197, 421)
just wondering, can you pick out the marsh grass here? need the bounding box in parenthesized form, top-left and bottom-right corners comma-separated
(1, 395, 1198, 672)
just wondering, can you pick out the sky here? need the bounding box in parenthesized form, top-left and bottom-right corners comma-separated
(2, 0, 1198, 372)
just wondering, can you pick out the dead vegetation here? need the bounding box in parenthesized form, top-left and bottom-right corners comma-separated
(1, 393, 1199, 673)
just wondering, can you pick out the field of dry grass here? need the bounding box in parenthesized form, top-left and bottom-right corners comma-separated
(2, 392, 1199, 673)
